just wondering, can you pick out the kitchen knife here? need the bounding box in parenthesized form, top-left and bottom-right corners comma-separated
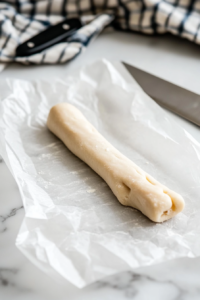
(123, 62, 200, 126)
(16, 16, 95, 57)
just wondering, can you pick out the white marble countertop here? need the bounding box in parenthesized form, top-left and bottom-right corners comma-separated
(1, 30, 200, 300)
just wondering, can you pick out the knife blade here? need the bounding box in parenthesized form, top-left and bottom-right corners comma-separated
(123, 62, 200, 126)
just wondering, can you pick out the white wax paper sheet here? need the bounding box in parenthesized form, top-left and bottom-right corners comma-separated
(0, 59, 200, 288)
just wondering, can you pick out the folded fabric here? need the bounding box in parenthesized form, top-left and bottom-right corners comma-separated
(0, 0, 200, 65)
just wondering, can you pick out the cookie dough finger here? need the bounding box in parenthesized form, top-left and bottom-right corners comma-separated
(47, 103, 184, 222)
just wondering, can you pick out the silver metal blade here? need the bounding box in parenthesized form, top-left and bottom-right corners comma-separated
(123, 62, 200, 126)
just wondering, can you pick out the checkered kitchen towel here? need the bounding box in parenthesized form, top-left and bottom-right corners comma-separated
(1, 0, 200, 65)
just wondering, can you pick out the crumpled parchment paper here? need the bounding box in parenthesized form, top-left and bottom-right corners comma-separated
(0, 59, 200, 288)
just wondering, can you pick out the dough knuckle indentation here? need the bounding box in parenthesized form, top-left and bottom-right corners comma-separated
(121, 182, 131, 202)
(146, 176, 156, 185)
(116, 182, 131, 204)
(163, 190, 175, 211)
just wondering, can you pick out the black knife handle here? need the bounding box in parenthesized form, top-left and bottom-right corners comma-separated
(16, 18, 82, 57)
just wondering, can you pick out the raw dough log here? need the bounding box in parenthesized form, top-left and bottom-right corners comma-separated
(47, 103, 185, 222)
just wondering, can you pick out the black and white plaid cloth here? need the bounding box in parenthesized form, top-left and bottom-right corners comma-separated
(1, 0, 200, 65)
